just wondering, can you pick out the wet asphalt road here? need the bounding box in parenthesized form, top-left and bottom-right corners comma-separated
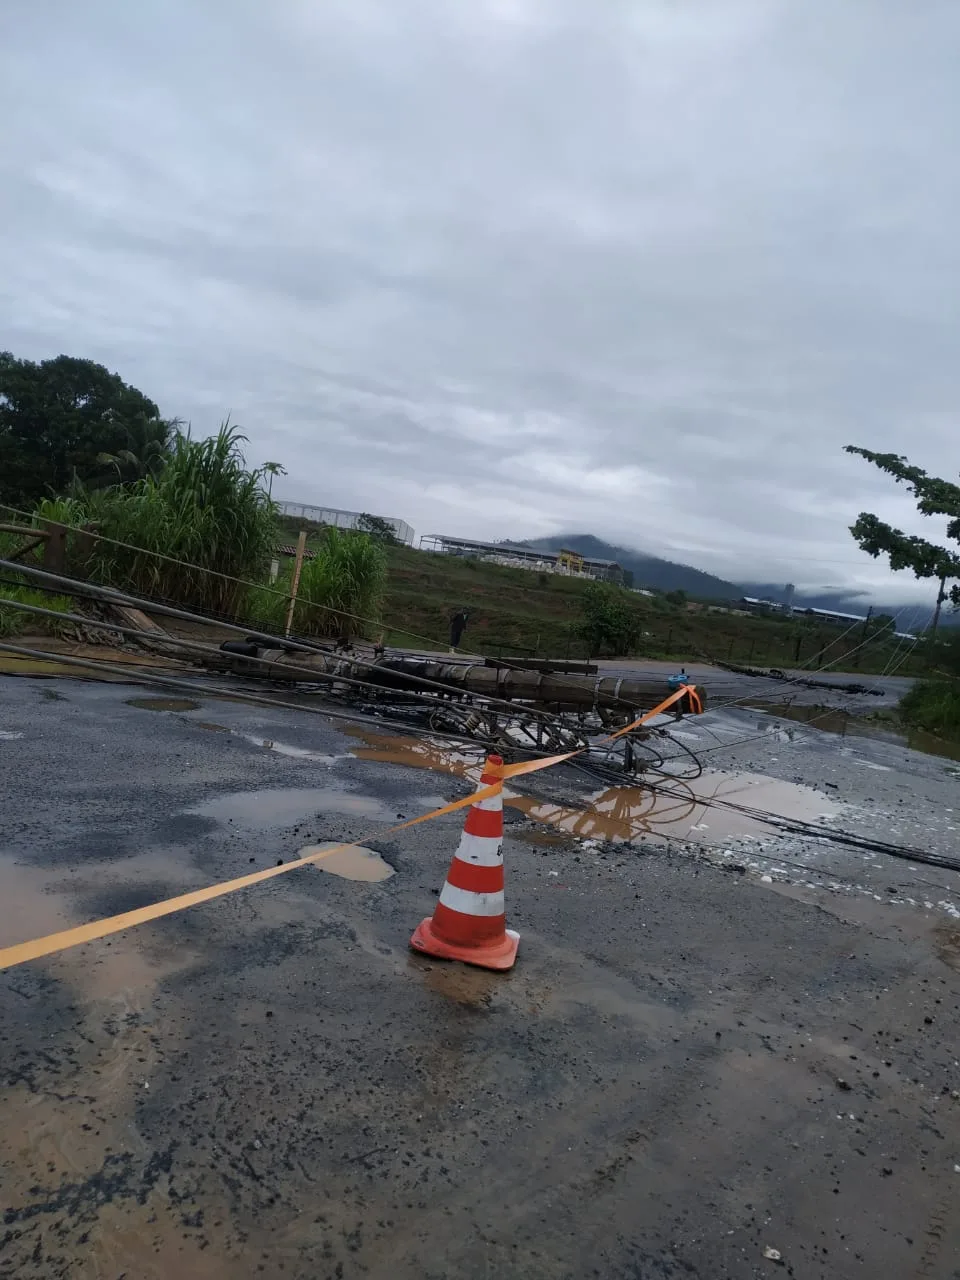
(597, 661, 917, 710)
(1, 677, 960, 1280)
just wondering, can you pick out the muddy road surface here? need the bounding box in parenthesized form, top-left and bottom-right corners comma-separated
(1, 678, 959, 1280)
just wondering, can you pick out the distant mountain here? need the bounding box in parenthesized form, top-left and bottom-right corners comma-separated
(511, 534, 742, 599)
(508, 534, 956, 627)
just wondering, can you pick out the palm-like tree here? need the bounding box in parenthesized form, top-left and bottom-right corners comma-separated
(263, 460, 287, 500)
(96, 416, 179, 485)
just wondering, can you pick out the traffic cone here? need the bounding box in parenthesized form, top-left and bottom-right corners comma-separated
(410, 754, 519, 971)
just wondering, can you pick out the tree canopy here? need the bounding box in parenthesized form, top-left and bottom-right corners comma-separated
(578, 581, 641, 656)
(0, 351, 173, 508)
(845, 446, 960, 609)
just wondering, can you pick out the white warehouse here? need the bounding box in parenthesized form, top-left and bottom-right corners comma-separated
(277, 501, 415, 545)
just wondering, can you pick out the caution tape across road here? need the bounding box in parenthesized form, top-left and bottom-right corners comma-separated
(0, 686, 699, 971)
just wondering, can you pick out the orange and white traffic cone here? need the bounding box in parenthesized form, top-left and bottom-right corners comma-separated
(410, 754, 519, 971)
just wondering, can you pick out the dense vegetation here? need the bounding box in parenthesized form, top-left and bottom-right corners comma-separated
(0, 354, 388, 638)
(0, 351, 175, 505)
(1, 353, 953, 671)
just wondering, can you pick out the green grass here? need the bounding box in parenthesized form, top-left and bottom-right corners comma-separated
(897, 679, 960, 741)
(378, 543, 931, 672)
(0, 585, 75, 639)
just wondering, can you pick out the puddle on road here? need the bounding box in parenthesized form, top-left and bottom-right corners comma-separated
(515, 829, 574, 848)
(239, 733, 345, 762)
(410, 955, 498, 1007)
(298, 842, 395, 882)
(126, 696, 200, 712)
(191, 786, 417, 829)
(0, 855, 71, 948)
(750, 701, 960, 763)
(190, 719, 346, 762)
(343, 726, 835, 845)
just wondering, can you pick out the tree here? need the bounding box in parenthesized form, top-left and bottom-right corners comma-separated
(578, 581, 642, 656)
(356, 513, 398, 544)
(665, 588, 688, 608)
(845, 447, 960, 626)
(870, 612, 896, 637)
(95, 414, 178, 486)
(262, 460, 287, 500)
(0, 351, 170, 508)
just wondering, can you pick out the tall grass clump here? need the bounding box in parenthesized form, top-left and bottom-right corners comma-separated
(33, 424, 278, 616)
(253, 527, 387, 638)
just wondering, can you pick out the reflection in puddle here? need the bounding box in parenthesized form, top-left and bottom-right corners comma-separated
(750, 702, 960, 763)
(239, 733, 344, 762)
(126, 696, 200, 712)
(191, 786, 402, 829)
(0, 856, 71, 948)
(343, 727, 837, 845)
(299, 842, 395, 882)
(342, 724, 482, 778)
(508, 771, 834, 845)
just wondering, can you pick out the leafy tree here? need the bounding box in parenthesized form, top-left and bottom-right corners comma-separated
(356, 512, 398, 544)
(578, 581, 642, 656)
(0, 351, 171, 508)
(665, 588, 688, 608)
(845, 446, 960, 619)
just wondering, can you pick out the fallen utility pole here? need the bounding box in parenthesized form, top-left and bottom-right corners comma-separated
(207, 647, 705, 714)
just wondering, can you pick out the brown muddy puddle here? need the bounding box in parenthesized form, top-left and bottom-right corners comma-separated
(297, 841, 395, 882)
(343, 726, 836, 845)
(750, 701, 960, 763)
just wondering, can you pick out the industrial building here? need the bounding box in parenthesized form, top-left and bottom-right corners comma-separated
(419, 534, 623, 583)
(276, 501, 414, 545)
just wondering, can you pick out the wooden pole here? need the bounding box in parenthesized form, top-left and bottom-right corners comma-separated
(284, 530, 308, 637)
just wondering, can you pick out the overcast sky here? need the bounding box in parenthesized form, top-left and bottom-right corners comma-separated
(2, 0, 958, 606)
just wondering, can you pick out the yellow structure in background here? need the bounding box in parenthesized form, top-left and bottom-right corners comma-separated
(557, 548, 585, 574)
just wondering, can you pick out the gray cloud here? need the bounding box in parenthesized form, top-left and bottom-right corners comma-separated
(2, 0, 959, 604)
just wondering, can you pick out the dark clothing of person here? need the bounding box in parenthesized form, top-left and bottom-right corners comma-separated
(450, 612, 468, 647)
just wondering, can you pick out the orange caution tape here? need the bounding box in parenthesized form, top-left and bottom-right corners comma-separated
(0, 685, 698, 971)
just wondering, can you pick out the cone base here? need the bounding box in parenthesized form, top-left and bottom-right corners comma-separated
(410, 918, 519, 971)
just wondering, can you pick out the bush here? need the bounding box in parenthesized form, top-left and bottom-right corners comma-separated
(578, 581, 642, 657)
(898, 679, 960, 740)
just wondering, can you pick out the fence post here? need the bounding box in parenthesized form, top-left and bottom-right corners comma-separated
(284, 530, 308, 637)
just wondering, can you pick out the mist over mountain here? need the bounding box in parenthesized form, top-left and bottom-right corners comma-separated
(513, 534, 953, 628)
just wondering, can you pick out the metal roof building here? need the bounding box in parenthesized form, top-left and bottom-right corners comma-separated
(419, 534, 623, 582)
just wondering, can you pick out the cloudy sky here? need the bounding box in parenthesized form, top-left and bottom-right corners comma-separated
(2, 0, 958, 606)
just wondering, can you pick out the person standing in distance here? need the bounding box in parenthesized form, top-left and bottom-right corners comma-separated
(449, 608, 468, 654)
